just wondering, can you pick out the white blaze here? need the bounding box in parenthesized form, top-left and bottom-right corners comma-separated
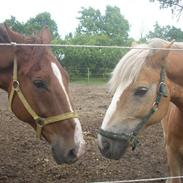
(51, 62, 73, 112)
(74, 118, 86, 156)
(101, 80, 131, 130)
(51, 62, 85, 149)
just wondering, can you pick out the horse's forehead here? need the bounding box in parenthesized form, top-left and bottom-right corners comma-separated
(44, 60, 64, 79)
(116, 67, 157, 97)
(51, 62, 62, 78)
(22, 53, 62, 79)
(36, 49, 59, 71)
(39, 48, 53, 62)
(134, 66, 158, 83)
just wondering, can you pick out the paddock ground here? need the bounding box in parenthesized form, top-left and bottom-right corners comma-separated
(0, 84, 168, 183)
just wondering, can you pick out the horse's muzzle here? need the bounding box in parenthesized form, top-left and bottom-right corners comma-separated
(51, 140, 86, 165)
(51, 146, 77, 164)
(97, 134, 129, 160)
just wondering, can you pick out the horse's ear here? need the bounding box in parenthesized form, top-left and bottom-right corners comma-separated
(147, 40, 174, 67)
(4, 23, 26, 43)
(39, 26, 52, 44)
(0, 24, 11, 43)
(0, 24, 16, 68)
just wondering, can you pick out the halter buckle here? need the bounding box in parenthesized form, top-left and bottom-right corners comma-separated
(35, 118, 45, 139)
(159, 82, 168, 97)
(152, 101, 159, 108)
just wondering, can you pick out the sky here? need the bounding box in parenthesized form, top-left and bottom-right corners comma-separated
(0, 0, 183, 40)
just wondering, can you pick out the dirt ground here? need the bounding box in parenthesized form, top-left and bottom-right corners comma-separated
(0, 84, 169, 183)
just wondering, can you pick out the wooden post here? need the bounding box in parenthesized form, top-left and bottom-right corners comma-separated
(87, 67, 90, 84)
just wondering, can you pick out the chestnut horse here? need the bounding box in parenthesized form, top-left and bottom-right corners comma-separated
(97, 38, 183, 183)
(0, 24, 85, 165)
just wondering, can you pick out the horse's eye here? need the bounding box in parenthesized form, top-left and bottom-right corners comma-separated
(33, 80, 48, 90)
(134, 87, 148, 97)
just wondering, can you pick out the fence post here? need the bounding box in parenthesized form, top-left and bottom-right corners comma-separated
(87, 67, 90, 84)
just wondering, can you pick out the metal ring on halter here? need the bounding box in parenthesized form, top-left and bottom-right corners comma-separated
(152, 101, 159, 108)
(35, 117, 45, 126)
(159, 82, 168, 96)
(159, 81, 166, 86)
(159, 82, 166, 90)
(12, 80, 20, 90)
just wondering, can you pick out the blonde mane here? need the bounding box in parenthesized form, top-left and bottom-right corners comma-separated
(109, 38, 172, 94)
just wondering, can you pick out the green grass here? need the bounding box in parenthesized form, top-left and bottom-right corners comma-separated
(71, 77, 108, 85)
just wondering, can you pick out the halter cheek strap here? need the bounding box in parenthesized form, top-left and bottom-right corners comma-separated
(9, 56, 78, 139)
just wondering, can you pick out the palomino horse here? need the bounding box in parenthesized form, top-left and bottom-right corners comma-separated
(97, 38, 183, 183)
(0, 24, 85, 164)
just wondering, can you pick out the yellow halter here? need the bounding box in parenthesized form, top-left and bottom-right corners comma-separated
(9, 56, 78, 139)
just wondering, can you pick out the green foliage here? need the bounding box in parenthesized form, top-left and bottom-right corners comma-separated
(61, 46, 126, 80)
(71, 77, 107, 85)
(150, 0, 183, 16)
(4, 16, 26, 34)
(5, 12, 59, 39)
(76, 6, 130, 45)
(61, 5, 131, 79)
(3, 7, 131, 80)
(24, 12, 59, 39)
(146, 22, 183, 41)
(150, 0, 182, 8)
(76, 7, 103, 35)
(103, 6, 130, 45)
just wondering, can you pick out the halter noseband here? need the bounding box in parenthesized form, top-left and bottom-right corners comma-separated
(98, 66, 168, 150)
(9, 56, 78, 139)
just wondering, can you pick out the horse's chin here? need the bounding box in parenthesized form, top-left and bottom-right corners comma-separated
(51, 147, 79, 165)
(99, 146, 128, 160)
(98, 136, 129, 160)
(52, 153, 78, 165)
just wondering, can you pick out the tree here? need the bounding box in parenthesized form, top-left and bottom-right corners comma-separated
(4, 13, 62, 62)
(150, 0, 183, 17)
(3, 8, 131, 80)
(103, 6, 130, 45)
(4, 16, 25, 34)
(25, 12, 59, 39)
(60, 6, 132, 79)
(76, 7, 103, 35)
(145, 22, 183, 41)
(4, 12, 59, 39)
(76, 6, 130, 45)
(61, 34, 127, 78)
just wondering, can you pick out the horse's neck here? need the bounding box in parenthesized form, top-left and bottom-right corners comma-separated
(0, 47, 14, 91)
(166, 48, 183, 86)
(170, 81, 183, 111)
(167, 46, 183, 111)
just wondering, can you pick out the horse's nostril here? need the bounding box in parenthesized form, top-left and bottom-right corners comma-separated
(68, 148, 75, 158)
(103, 140, 110, 152)
(67, 148, 77, 162)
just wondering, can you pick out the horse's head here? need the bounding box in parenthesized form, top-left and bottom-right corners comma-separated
(98, 39, 173, 160)
(0, 24, 85, 164)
